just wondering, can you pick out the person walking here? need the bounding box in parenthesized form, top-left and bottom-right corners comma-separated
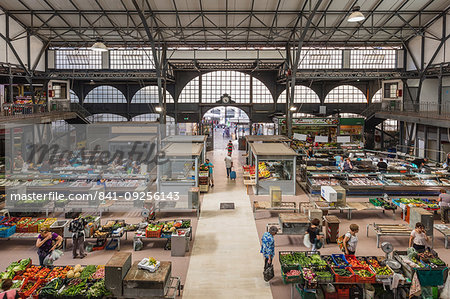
(36, 227, 63, 266)
(307, 218, 322, 252)
(261, 226, 278, 272)
(203, 158, 214, 187)
(409, 222, 429, 253)
(343, 224, 359, 255)
(224, 153, 233, 178)
(439, 189, 450, 223)
(226, 140, 234, 155)
(69, 217, 87, 259)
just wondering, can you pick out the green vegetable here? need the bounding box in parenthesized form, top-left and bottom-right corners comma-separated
(39, 278, 63, 296)
(429, 258, 445, 266)
(334, 268, 352, 277)
(80, 265, 97, 280)
(310, 254, 327, 267)
(61, 278, 87, 296)
(280, 252, 311, 267)
(85, 279, 111, 298)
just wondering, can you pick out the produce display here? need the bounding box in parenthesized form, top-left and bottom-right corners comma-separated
(285, 269, 301, 277)
(374, 266, 393, 276)
(258, 162, 271, 179)
(0, 258, 31, 279)
(345, 255, 362, 267)
(39, 278, 64, 297)
(314, 270, 333, 280)
(332, 254, 349, 268)
(310, 254, 327, 267)
(302, 268, 317, 287)
(279, 252, 310, 267)
(392, 198, 439, 210)
(46, 266, 73, 280)
(354, 268, 374, 278)
(333, 268, 353, 277)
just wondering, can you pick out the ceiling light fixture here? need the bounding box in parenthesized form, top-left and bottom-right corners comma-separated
(289, 106, 297, 112)
(155, 106, 163, 113)
(91, 41, 108, 52)
(348, 6, 365, 22)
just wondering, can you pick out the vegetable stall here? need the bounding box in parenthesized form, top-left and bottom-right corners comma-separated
(278, 251, 448, 299)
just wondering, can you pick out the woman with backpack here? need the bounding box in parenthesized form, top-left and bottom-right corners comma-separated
(343, 224, 359, 255)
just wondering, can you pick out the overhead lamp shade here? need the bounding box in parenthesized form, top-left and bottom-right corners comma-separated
(91, 41, 108, 52)
(348, 11, 365, 22)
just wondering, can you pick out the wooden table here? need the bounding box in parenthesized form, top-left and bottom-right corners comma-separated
(314, 201, 353, 220)
(123, 261, 179, 298)
(278, 213, 310, 235)
(367, 223, 412, 248)
(244, 179, 256, 195)
(434, 224, 450, 249)
(347, 202, 397, 220)
(253, 201, 297, 213)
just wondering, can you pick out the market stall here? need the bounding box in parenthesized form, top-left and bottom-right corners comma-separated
(157, 142, 204, 195)
(249, 143, 298, 195)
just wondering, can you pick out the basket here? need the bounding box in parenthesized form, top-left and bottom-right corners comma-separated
(352, 266, 376, 284)
(281, 265, 302, 284)
(0, 225, 16, 238)
(146, 228, 162, 238)
(332, 267, 355, 283)
(331, 254, 350, 268)
(369, 198, 383, 206)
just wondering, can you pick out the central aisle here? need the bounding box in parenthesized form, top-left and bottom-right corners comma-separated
(183, 131, 273, 299)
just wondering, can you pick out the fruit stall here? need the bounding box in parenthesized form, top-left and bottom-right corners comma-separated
(278, 251, 448, 299)
(248, 142, 298, 195)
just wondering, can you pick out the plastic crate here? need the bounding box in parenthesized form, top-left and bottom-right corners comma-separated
(295, 285, 316, 299)
(106, 238, 118, 250)
(281, 265, 302, 284)
(337, 286, 350, 298)
(92, 239, 107, 251)
(322, 288, 338, 299)
(331, 254, 350, 268)
(331, 267, 355, 283)
(369, 198, 382, 206)
(313, 266, 334, 283)
(352, 266, 376, 284)
(0, 225, 16, 238)
(370, 265, 394, 279)
(345, 255, 363, 267)
(146, 228, 162, 238)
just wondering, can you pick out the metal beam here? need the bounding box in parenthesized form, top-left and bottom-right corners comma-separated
(288, 0, 323, 137)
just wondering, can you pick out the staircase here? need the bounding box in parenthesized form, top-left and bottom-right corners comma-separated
(68, 103, 92, 124)
(361, 103, 385, 128)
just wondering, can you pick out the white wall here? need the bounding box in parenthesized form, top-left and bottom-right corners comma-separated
(0, 11, 46, 72)
(406, 12, 450, 71)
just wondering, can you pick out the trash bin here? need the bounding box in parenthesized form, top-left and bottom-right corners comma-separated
(324, 215, 340, 244)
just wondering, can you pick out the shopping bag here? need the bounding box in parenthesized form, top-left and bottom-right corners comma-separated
(263, 264, 274, 282)
(43, 249, 63, 266)
(303, 233, 312, 248)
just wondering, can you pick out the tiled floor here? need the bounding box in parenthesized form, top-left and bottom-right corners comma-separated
(183, 133, 273, 298)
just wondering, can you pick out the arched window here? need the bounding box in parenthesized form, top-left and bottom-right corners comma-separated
(84, 86, 126, 103)
(131, 86, 174, 103)
(324, 85, 367, 103)
(87, 114, 127, 122)
(69, 90, 79, 103)
(131, 114, 175, 123)
(372, 89, 382, 103)
(178, 77, 200, 103)
(202, 71, 250, 103)
(252, 78, 273, 103)
(277, 86, 320, 103)
(377, 119, 398, 131)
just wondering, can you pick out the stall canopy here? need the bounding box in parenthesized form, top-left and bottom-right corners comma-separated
(162, 143, 203, 157)
(250, 143, 298, 156)
(108, 135, 157, 142)
(245, 135, 291, 143)
(162, 135, 207, 143)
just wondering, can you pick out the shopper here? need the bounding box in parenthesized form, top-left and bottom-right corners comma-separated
(203, 158, 214, 187)
(412, 157, 428, 169)
(439, 189, 450, 223)
(343, 158, 353, 172)
(409, 222, 429, 253)
(227, 140, 234, 155)
(69, 217, 87, 259)
(334, 154, 342, 167)
(306, 147, 314, 158)
(224, 153, 233, 178)
(307, 218, 322, 252)
(13, 152, 24, 170)
(377, 158, 388, 172)
(36, 227, 63, 266)
(261, 226, 278, 271)
(343, 224, 359, 255)
(0, 279, 18, 299)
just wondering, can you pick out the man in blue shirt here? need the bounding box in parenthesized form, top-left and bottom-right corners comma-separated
(203, 158, 214, 187)
(261, 226, 278, 271)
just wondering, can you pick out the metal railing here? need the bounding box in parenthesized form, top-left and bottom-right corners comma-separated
(397, 101, 450, 118)
(70, 102, 92, 120)
(361, 103, 382, 118)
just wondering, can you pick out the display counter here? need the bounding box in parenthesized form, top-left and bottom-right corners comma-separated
(249, 143, 298, 195)
(157, 142, 204, 195)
